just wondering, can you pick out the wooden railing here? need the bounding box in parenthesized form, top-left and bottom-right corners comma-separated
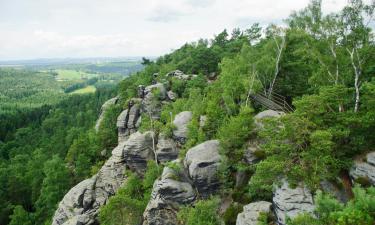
(250, 92, 293, 113)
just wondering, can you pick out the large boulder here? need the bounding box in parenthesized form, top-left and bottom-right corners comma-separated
(143, 163, 196, 225)
(52, 142, 128, 225)
(184, 140, 221, 197)
(117, 102, 141, 143)
(236, 201, 272, 225)
(156, 134, 179, 163)
(254, 110, 284, 129)
(166, 70, 191, 80)
(123, 131, 155, 175)
(95, 96, 119, 132)
(273, 181, 315, 225)
(350, 151, 375, 186)
(173, 111, 193, 142)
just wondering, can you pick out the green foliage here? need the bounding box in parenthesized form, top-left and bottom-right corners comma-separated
(290, 186, 375, 225)
(222, 203, 243, 225)
(177, 198, 221, 225)
(9, 206, 32, 225)
(99, 161, 162, 225)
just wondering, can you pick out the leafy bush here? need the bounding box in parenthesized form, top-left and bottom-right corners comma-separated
(177, 198, 221, 225)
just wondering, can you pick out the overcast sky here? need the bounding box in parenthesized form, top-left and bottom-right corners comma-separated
(0, 0, 359, 60)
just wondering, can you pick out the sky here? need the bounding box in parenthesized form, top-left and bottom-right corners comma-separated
(0, 0, 359, 60)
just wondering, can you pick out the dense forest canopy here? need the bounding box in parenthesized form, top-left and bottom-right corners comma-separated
(1, 0, 375, 225)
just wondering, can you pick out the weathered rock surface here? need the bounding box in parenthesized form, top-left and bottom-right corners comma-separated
(156, 134, 179, 163)
(236, 201, 272, 225)
(184, 140, 221, 197)
(117, 102, 141, 143)
(320, 180, 350, 203)
(350, 151, 375, 186)
(273, 181, 315, 225)
(167, 90, 177, 101)
(173, 111, 192, 142)
(141, 83, 167, 120)
(143, 163, 196, 225)
(244, 141, 262, 165)
(95, 96, 119, 132)
(254, 110, 284, 129)
(52, 141, 128, 225)
(123, 131, 155, 175)
(166, 70, 190, 80)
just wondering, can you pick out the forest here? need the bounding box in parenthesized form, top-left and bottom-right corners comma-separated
(1, 0, 375, 225)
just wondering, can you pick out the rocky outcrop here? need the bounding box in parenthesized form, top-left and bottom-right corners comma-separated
(236, 201, 272, 225)
(273, 181, 315, 225)
(254, 110, 284, 129)
(117, 101, 141, 143)
(173, 111, 192, 143)
(141, 83, 167, 120)
(95, 96, 119, 132)
(52, 141, 128, 225)
(184, 140, 221, 197)
(123, 131, 155, 175)
(350, 151, 375, 186)
(156, 134, 179, 163)
(143, 163, 196, 225)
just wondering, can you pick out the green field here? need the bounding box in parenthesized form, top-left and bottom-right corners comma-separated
(71, 85, 96, 94)
(55, 69, 97, 81)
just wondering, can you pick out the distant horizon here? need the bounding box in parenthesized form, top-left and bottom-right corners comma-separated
(1, 0, 360, 60)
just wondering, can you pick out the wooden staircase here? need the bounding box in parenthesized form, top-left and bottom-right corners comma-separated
(250, 92, 293, 113)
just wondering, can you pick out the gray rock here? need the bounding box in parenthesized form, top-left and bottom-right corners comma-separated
(236, 201, 272, 225)
(320, 180, 350, 203)
(173, 111, 193, 142)
(167, 90, 177, 101)
(273, 181, 315, 225)
(199, 115, 207, 128)
(254, 110, 284, 129)
(117, 103, 141, 143)
(350, 151, 375, 186)
(166, 70, 191, 80)
(156, 134, 179, 163)
(123, 131, 155, 175)
(142, 83, 167, 120)
(184, 140, 221, 197)
(244, 141, 262, 165)
(143, 163, 196, 225)
(95, 96, 119, 132)
(52, 141, 128, 225)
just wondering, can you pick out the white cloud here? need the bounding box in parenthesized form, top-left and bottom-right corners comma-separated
(0, 0, 365, 60)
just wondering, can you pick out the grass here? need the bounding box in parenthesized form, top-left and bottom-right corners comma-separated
(71, 85, 96, 94)
(55, 69, 97, 81)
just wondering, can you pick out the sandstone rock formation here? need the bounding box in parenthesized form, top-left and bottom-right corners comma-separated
(52, 141, 128, 225)
(236, 201, 272, 225)
(254, 110, 284, 129)
(123, 131, 155, 175)
(117, 101, 141, 143)
(95, 96, 119, 132)
(141, 83, 167, 120)
(143, 163, 196, 225)
(184, 140, 221, 197)
(172, 111, 192, 143)
(156, 134, 179, 163)
(350, 151, 375, 186)
(273, 181, 315, 225)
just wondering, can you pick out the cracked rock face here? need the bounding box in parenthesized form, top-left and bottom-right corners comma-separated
(350, 152, 375, 186)
(156, 134, 179, 163)
(123, 131, 155, 175)
(172, 111, 192, 143)
(184, 140, 221, 198)
(143, 164, 196, 225)
(273, 181, 315, 225)
(236, 201, 272, 225)
(52, 142, 128, 225)
(117, 103, 141, 143)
